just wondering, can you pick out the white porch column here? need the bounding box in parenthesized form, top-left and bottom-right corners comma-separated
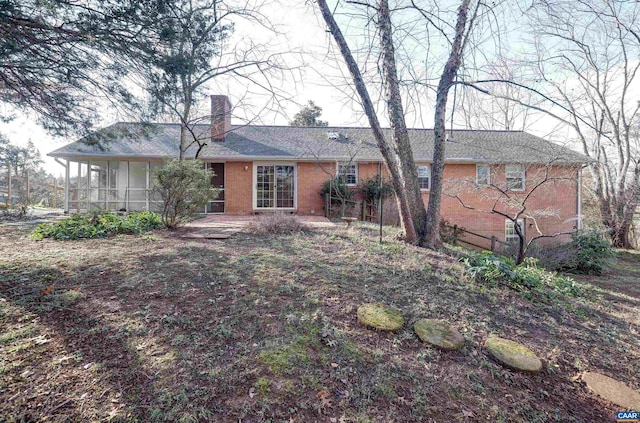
(86, 161, 91, 211)
(146, 162, 150, 211)
(64, 160, 70, 213)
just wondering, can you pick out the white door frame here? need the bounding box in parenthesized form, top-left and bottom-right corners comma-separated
(252, 162, 297, 211)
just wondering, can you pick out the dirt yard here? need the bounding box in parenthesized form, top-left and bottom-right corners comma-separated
(0, 222, 638, 422)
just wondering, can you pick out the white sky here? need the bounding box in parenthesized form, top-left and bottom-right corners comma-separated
(0, 0, 626, 174)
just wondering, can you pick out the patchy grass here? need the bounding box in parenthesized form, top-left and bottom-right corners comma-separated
(0, 222, 638, 422)
(570, 249, 640, 299)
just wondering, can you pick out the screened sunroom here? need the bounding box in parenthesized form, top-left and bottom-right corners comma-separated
(65, 160, 163, 213)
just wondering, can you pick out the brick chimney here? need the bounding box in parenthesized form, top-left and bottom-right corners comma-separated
(211, 95, 232, 142)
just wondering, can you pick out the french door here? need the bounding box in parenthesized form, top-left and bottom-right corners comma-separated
(255, 164, 295, 209)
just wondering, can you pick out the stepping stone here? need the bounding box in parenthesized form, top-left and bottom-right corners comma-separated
(485, 337, 543, 373)
(414, 319, 465, 351)
(182, 233, 231, 239)
(582, 372, 640, 410)
(357, 303, 404, 331)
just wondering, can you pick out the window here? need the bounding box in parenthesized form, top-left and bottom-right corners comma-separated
(337, 163, 358, 186)
(506, 164, 525, 190)
(476, 164, 490, 185)
(417, 165, 431, 190)
(505, 219, 525, 243)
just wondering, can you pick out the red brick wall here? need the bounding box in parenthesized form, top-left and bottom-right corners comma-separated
(297, 162, 335, 215)
(223, 161, 335, 215)
(218, 160, 581, 247)
(224, 161, 253, 214)
(347, 161, 579, 247)
(434, 163, 580, 248)
(358, 162, 381, 182)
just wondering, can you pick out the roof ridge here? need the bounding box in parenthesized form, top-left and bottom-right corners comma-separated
(108, 121, 528, 133)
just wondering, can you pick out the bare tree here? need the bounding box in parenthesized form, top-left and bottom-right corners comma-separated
(423, 0, 479, 248)
(141, 0, 293, 160)
(457, 60, 538, 131)
(526, 0, 640, 248)
(461, 0, 640, 248)
(315, 0, 483, 246)
(315, 0, 425, 244)
(447, 164, 579, 264)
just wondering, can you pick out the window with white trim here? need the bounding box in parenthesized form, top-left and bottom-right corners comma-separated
(505, 219, 525, 243)
(417, 165, 431, 190)
(337, 163, 358, 186)
(476, 164, 490, 185)
(505, 164, 525, 190)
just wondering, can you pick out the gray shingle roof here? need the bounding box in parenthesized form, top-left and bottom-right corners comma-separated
(49, 122, 589, 164)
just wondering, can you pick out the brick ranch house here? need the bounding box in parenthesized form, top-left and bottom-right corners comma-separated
(50, 95, 588, 247)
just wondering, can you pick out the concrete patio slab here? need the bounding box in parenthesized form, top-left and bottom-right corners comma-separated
(184, 214, 336, 233)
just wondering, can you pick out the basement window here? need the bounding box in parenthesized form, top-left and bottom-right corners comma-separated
(505, 219, 525, 243)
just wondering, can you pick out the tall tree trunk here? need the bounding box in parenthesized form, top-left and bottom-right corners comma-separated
(595, 163, 637, 248)
(26, 169, 30, 205)
(612, 219, 633, 249)
(7, 164, 11, 206)
(610, 196, 636, 248)
(179, 100, 191, 161)
(316, 0, 425, 243)
(423, 0, 474, 248)
(514, 220, 525, 265)
(377, 0, 427, 243)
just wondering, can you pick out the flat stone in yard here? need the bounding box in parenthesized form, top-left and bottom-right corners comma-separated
(181, 232, 231, 239)
(485, 337, 543, 373)
(357, 303, 404, 331)
(414, 319, 465, 351)
(582, 372, 640, 410)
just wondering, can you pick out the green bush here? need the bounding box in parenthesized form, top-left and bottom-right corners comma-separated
(151, 159, 218, 228)
(461, 251, 584, 299)
(569, 232, 613, 274)
(527, 232, 613, 274)
(319, 177, 354, 206)
(31, 211, 162, 240)
(358, 175, 394, 205)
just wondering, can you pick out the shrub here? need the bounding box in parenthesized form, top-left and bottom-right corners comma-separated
(248, 213, 307, 235)
(461, 251, 584, 299)
(569, 232, 613, 274)
(31, 211, 162, 240)
(319, 178, 354, 206)
(151, 159, 218, 228)
(0, 204, 29, 221)
(527, 232, 613, 274)
(358, 175, 394, 205)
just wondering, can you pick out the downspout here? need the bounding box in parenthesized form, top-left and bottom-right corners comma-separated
(54, 158, 69, 213)
(577, 165, 586, 231)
